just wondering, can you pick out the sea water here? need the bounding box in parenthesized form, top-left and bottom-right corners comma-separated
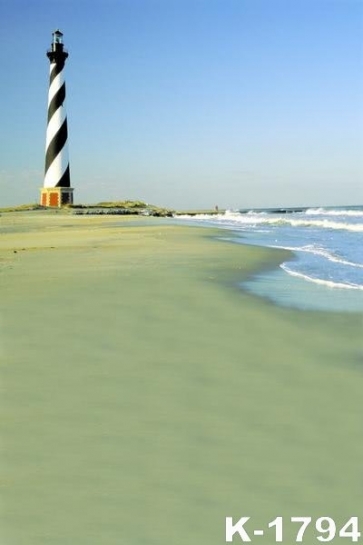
(176, 206, 363, 313)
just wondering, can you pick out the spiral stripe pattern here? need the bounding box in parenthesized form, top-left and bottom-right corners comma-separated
(44, 61, 70, 188)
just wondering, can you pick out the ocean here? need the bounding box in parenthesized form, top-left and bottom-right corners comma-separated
(176, 206, 363, 313)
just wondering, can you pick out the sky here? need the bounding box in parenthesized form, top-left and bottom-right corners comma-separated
(1, 0, 362, 210)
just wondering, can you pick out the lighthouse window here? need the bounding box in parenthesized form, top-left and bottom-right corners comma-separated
(54, 33, 63, 44)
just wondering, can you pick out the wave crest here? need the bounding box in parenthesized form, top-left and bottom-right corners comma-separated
(306, 207, 363, 217)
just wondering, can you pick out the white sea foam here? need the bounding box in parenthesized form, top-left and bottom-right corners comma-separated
(270, 244, 363, 269)
(289, 218, 363, 232)
(280, 263, 363, 291)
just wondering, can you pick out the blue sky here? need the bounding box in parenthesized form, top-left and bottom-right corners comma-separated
(1, 0, 362, 209)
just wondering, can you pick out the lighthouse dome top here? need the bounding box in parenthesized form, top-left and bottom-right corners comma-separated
(53, 29, 64, 44)
(47, 29, 68, 62)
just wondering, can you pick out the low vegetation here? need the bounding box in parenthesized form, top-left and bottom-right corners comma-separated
(0, 201, 174, 217)
(0, 203, 45, 213)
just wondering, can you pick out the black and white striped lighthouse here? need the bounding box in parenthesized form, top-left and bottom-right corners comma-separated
(40, 30, 73, 207)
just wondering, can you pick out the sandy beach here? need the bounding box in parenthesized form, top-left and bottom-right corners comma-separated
(1, 211, 362, 544)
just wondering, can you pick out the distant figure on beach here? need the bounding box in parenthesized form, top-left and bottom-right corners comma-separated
(215, 205, 219, 214)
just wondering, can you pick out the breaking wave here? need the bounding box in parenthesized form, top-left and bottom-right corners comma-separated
(177, 211, 363, 232)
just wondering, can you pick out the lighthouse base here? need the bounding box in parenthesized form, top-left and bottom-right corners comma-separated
(40, 187, 74, 208)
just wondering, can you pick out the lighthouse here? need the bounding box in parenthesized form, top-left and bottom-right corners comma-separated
(40, 30, 73, 207)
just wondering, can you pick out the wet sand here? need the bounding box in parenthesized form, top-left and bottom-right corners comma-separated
(1, 211, 362, 544)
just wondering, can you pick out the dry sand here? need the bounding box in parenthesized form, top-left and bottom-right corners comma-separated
(1, 211, 362, 544)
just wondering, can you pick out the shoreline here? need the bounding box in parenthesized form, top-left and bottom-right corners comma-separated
(1, 211, 362, 544)
(215, 232, 363, 314)
(172, 213, 363, 314)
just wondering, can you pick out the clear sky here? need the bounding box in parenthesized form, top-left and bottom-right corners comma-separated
(1, 0, 362, 209)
